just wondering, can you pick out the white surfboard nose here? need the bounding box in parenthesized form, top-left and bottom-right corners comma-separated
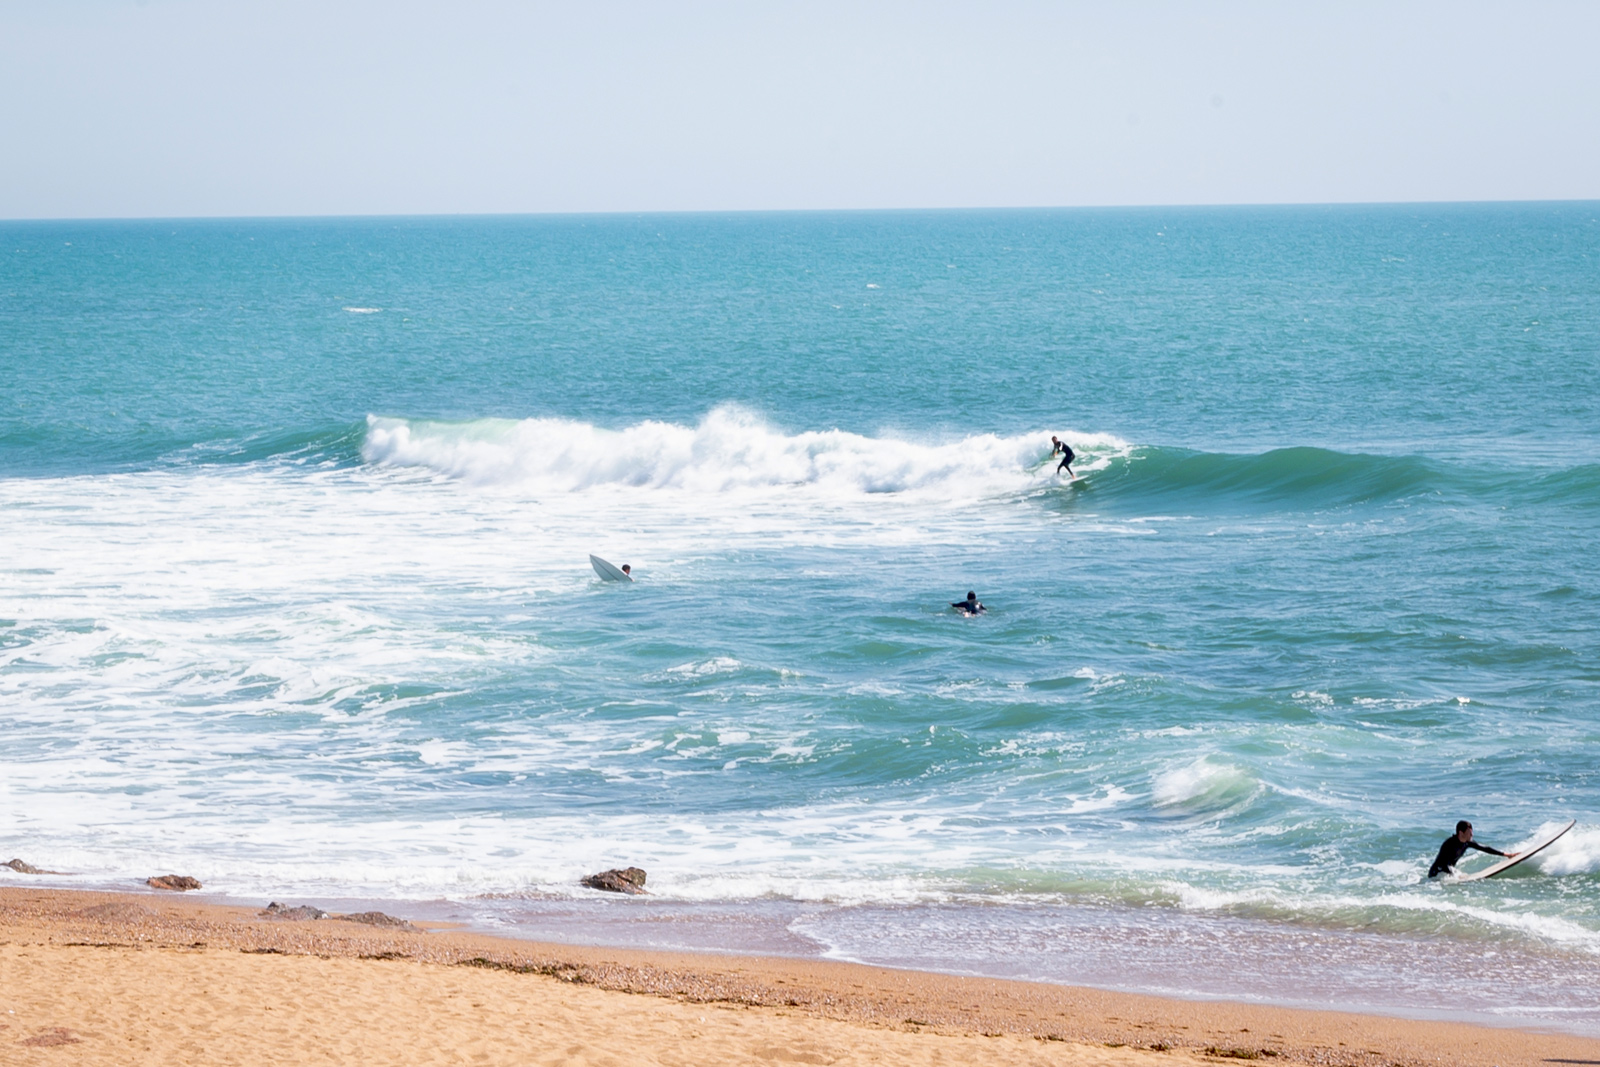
(1457, 819, 1576, 881)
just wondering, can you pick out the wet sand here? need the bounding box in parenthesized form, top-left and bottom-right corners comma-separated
(3, 885, 1597, 1066)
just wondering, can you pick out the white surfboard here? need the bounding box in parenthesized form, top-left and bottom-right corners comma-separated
(1456, 819, 1575, 881)
(589, 554, 632, 582)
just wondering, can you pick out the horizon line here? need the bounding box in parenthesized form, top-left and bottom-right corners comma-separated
(4, 197, 1598, 226)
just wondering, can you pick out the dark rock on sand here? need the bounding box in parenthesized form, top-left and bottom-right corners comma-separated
(341, 911, 417, 930)
(257, 902, 415, 927)
(581, 867, 648, 894)
(260, 902, 330, 920)
(146, 875, 203, 891)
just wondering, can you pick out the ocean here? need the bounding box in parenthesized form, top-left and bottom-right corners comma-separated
(3, 204, 1599, 1031)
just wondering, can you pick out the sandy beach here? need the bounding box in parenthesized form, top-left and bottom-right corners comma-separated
(3, 886, 1597, 1066)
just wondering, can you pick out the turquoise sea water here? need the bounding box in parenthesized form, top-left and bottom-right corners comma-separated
(4, 205, 1599, 1029)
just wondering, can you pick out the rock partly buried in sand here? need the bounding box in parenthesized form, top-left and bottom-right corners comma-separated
(341, 911, 417, 930)
(21, 1027, 80, 1047)
(146, 875, 202, 891)
(260, 902, 330, 920)
(581, 867, 648, 894)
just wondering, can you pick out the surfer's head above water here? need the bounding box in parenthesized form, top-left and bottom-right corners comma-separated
(952, 591, 985, 615)
(1456, 820, 1473, 841)
(621, 565, 631, 575)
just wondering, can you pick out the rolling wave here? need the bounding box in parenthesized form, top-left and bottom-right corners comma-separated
(1084, 448, 1600, 512)
(361, 406, 1128, 497)
(356, 407, 1599, 512)
(176, 424, 369, 467)
(1082, 446, 1446, 510)
(36, 407, 1579, 514)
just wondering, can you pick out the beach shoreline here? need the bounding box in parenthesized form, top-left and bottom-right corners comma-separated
(4, 885, 1598, 1066)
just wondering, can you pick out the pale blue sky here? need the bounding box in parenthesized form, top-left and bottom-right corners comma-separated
(2, 0, 1597, 218)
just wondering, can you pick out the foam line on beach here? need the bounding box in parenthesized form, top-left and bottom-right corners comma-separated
(7, 885, 1600, 1061)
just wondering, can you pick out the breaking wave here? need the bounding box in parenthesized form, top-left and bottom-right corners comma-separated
(361, 406, 1126, 497)
(355, 408, 1600, 512)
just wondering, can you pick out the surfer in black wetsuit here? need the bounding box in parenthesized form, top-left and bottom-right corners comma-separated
(1429, 820, 1511, 878)
(952, 591, 986, 615)
(1051, 436, 1075, 477)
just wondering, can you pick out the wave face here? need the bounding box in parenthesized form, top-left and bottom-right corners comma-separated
(1088, 449, 1600, 512)
(1089, 446, 1445, 509)
(360, 410, 1600, 514)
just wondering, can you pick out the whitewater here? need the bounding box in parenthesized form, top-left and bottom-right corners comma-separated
(3, 205, 1599, 1032)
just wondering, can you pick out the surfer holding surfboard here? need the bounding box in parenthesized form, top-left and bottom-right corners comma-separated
(1428, 821, 1509, 878)
(1427, 818, 1576, 880)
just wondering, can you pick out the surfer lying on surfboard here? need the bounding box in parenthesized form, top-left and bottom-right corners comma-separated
(1051, 436, 1075, 477)
(951, 591, 986, 615)
(1428, 820, 1510, 877)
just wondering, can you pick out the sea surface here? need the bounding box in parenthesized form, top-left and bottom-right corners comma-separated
(4, 205, 1599, 1031)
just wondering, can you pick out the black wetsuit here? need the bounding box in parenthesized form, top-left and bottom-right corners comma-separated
(952, 600, 985, 615)
(1429, 836, 1506, 878)
(1054, 441, 1075, 473)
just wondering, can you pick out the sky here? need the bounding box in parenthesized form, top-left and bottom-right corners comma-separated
(1, 0, 1598, 219)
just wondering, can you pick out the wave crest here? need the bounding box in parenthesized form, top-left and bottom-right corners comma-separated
(362, 407, 1125, 496)
(1526, 822, 1600, 877)
(1151, 757, 1263, 819)
(359, 410, 1600, 511)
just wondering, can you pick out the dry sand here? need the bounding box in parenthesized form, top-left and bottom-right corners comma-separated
(3, 886, 1598, 1066)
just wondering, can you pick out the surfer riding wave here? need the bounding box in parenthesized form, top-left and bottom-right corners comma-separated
(1051, 436, 1075, 477)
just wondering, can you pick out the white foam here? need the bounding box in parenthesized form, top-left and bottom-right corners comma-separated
(666, 657, 744, 677)
(361, 406, 1129, 499)
(1151, 757, 1262, 816)
(1165, 881, 1600, 952)
(1525, 821, 1600, 876)
(1063, 786, 1132, 814)
(3, 429, 1595, 978)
